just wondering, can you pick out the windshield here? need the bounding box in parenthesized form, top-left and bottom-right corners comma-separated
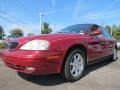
(55, 24, 90, 34)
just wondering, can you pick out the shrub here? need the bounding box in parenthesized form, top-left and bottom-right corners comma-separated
(0, 40, 6, 49)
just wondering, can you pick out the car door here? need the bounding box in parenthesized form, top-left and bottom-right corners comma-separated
(87, 25, 108, 62)
(101, 27, 115, 56)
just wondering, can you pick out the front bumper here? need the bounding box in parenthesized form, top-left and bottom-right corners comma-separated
(1, 50, 63, 75)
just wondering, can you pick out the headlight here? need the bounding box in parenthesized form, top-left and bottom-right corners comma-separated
(20, 40, 50, 50)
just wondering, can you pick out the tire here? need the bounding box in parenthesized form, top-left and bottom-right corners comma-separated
(112, 48, 118, 61)
(62, 49, 86, 82)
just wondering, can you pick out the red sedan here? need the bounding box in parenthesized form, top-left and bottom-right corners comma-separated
(1, 24, 118, 82)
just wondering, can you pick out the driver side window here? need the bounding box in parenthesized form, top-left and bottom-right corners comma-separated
(90, 24, 103, 37)
(100, 27, 112, 39)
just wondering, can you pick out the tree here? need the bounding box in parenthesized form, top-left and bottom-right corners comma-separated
(105, 25, 111, 33)
(41, 22, 52, 34)
(0, 25, 5, 39)
(10, 28, 24, 36)
(105, 25, 120, 39)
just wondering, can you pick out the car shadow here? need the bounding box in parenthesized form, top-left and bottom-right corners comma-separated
(18, 72, 67, 86)
(18, 58, 115, 86)
(84, 58, 115, 76)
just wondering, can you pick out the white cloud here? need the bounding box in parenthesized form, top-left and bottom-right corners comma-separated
(51, 0, 56, 8)
(74, 0, 119, 21)
(74, 0, 83, 19)
(77, 10, 119, 21)
(45, 8, 72, 15)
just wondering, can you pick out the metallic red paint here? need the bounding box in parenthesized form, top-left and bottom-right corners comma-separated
(1, 32, 116, 75)
(3, 50, 62, 74)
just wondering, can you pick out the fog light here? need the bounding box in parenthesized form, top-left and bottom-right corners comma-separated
(25, 67, 35, 71)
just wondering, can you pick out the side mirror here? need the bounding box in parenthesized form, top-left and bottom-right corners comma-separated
(91, 29, 102, 35)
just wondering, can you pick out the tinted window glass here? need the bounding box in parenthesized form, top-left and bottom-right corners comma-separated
(101, 27, 112, 39)
(55, 24, 90, 34)
(90, 24, 102, 35)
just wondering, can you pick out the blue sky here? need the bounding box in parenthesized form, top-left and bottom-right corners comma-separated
(0, 0, 120, 35)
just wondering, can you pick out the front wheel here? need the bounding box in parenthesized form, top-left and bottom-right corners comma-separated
(62, 49, 86, 82)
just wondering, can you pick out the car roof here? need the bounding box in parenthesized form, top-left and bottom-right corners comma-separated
(69, 24, 99, 26)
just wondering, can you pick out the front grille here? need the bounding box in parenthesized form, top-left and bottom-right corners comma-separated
(7, 42, 19, 49)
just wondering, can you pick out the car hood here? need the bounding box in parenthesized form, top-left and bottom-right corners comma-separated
(12, 33, 87, 43)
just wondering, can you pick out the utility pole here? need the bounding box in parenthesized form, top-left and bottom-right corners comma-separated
(39, 13, 44, 34)
(111, 27, 113, 36)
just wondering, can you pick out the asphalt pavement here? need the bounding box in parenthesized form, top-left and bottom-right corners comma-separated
(0, 51, 120, 90)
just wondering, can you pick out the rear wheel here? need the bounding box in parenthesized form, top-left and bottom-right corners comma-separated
(62, 49, 86, 82)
